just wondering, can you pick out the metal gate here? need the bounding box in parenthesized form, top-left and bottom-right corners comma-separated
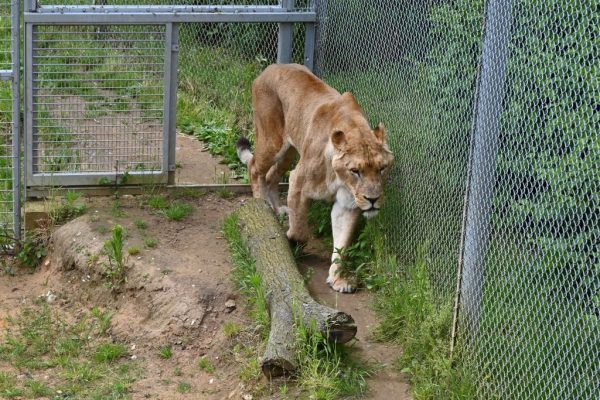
(23, 1, 315, 190)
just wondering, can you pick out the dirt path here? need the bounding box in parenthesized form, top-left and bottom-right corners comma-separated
(175, 133, 236, 185)
(300, 243, 412, 400)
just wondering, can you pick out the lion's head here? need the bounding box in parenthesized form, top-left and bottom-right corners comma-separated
(330, 122, 394, 218)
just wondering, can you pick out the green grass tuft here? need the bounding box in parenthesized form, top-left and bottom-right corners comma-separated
(158, 345, 173, 360)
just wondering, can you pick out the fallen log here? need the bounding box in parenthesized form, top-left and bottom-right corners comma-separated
(233, 199, 357, 377)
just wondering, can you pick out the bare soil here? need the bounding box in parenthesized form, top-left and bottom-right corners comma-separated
(0, 136, 411, 399)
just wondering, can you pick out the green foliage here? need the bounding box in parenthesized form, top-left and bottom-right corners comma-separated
(0, 305, 136, 398)
(158, 345, 173, 360)
(103, 225, 126, 290)
(373, 249, 475, 399)
(50, 190, 87, 225)
(177, 382, 192, 393)
(197, 356, 215, 373)
(144, 237, 157, 248)
(222, 214, 269, 332)
(127, 247, 140, 256)
(94, 343, 127, 363)
(14, 234, 47, 270)
(161, 202, 193, 221)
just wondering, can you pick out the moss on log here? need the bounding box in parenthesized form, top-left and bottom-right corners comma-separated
(234, 199, 357, 377)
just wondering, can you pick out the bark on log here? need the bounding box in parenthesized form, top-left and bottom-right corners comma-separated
(234, 199, 357, 377)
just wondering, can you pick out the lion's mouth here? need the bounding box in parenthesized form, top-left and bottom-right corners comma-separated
(362, 208, 379, 219)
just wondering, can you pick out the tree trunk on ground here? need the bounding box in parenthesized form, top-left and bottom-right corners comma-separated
(234, 199, 357, 378)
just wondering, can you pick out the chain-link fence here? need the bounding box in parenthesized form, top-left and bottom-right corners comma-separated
(316, 0, 598, 399)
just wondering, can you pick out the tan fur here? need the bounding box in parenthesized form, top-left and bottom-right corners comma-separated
(244, 64, 394, 292)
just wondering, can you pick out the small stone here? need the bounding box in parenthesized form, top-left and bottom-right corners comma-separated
(46, 291, 57, 304)
(131, 355, 137, 360)
(209, 378, 214, 384)
(130, 344, 136, 350)
(224, 299, 236, 312)
(242, 395, 253, 400)
(44, 260, 50, 267)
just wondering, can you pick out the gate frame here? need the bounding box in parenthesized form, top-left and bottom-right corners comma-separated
(22, 1, 316, 192)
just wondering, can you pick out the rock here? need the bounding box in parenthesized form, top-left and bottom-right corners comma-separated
(46, 291, 57, 304)
(242, 395, 253, 400)
(224, 299, 236, 313)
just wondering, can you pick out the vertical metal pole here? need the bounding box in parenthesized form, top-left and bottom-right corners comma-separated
(164, 23, 179, 185)
(303, 22, 316, 71)
(277, 0, 294, 64)
(11, 0, 20, 239)
(453, 0, 514, 345)
(24, 23, 34, 195)
(23, 0, 36, 12)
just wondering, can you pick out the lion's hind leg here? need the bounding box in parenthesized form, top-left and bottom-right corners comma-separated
(266, 146, 297, 215)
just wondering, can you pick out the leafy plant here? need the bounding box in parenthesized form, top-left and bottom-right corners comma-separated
(103, 225, 126, 289)
(158, 345, 173, 360)
(197, 356, 215, 373)
(161, 202, 193, 221)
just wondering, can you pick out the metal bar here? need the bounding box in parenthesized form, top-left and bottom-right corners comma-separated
(164, 23, 179, 185)
(11, 0, 21, 239)
(27, 171, 167, 188)
(277, 0, 294, 63)
(454, 0, 514, 343)
(24, 11, 316, 24)
(23, 0, 36, 12)
(24, 23, 34, 190)
(0, 70, 13, 81)
(36, 5, 296, 13)
(26, 183, 289, 199)
(303, 22, 316, 71)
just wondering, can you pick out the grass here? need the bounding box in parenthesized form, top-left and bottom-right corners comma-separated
(158, 345, 173, 360)
(197, 356, 215, 373)
(144, 237, 157, 248)
(177, 382, 192, 393)
(161, 202, 193, 221)
(223, 321, 241, 338)
(0, 304, 137, 399)
(222, 213, 372, 399)
(127, 247, 140, 256)
(49, 190, 87, 225)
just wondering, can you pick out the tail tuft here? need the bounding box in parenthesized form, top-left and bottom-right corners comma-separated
(236, 137, 253, 165)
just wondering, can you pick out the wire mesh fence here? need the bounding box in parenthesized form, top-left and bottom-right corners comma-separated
(0, 0, 15, 232)
(316, 0, 598, 399)
(30, 25, 166, 180)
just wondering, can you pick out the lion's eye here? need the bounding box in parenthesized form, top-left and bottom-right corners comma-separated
(350, 168, 360, 177)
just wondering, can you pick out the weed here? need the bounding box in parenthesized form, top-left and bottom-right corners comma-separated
(144, 237, 157, 248)
(174, 366, 183, 376)
(94, 343, 127, 362)
(110, 201, 124, 218)
(177, 382, 192, 393)
(24, 379, 53, 397)
(127, 247, 140, 256)
(49, 190, 87, 224)
(217, 187, 233, 199)
(197, 356, 215, 373)
(103, 225, 126, 290)
(223, 321, 241, 338)
(91, 307, 113, 334)
(135, 219, 148, 230)
(14, 233, 47, 270)
(161, 202, 193, 221)
(158, 345, 173, 359)
(147, 195, 169, 210)
(97, 225, 110, 235)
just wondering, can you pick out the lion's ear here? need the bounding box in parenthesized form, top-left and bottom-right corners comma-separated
(331, 130, 346, 150)
(373, 122, 386, 145)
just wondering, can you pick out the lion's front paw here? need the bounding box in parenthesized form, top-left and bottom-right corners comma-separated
(277, 205, 289, 216)
(326, 272, 356, 293)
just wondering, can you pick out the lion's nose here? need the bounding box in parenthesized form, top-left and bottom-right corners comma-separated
(364, 196, 379, 206)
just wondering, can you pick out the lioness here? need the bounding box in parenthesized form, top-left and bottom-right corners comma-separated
(237, 64, 394, 292)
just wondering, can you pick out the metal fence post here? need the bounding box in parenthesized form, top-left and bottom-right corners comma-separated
(454, 0, 514, 343)
(23, 0, 36, 12)
(303, 22, 316, 71)
(11, 0, 21, 239)
(277, 0, 294, 64)
(165, 23, 179, 185)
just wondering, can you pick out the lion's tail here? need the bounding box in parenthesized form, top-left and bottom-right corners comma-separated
(236, 137, 254, 165)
